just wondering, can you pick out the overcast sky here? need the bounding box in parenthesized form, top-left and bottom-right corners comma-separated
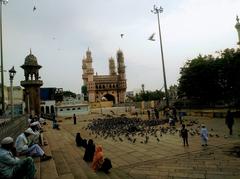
(2, 0, 240, 93)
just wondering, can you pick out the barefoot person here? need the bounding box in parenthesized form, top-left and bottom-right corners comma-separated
(15, 128, 52, 161)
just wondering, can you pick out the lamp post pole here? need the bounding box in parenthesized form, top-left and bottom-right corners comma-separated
(0, 0, 8, 115)
(9, 66, 16, 119)
(151, 5, 169, 107)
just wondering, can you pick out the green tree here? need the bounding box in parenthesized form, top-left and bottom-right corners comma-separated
(178, 48, 240, 106)
(81, 85, 88, 101)
(63, 91, 76, 98)
(134, 89, 165, 102)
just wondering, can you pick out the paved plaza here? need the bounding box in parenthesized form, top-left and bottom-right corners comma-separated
(40, 114, 240, 179)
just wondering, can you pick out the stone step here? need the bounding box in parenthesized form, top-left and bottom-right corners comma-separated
(41, 121, 132, 179)
(40, 138, 59, 179)
(57, 173, 74, 179)
(34, 158, 40, 179)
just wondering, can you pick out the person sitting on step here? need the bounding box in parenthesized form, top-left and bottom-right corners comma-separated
(83, 139, 95, 162)
(100, 158, 112, 174)
(0, 137, 36, 179)
(15, 128, 52, 162)
(75, 132, 83, 147)
(91, 145, 104, 171)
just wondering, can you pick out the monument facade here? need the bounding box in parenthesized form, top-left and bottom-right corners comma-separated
(82, 49, 127, 104)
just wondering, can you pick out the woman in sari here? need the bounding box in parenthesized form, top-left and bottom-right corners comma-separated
(91, 145, 103, 171)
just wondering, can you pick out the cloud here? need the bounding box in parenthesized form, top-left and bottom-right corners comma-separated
(2, 0, 240, 93)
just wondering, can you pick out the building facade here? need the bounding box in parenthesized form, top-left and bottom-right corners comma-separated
(82, 49, 127, 104)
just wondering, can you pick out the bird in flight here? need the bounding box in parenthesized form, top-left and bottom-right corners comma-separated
(33, 6, 36, 12)
(120, 34, 124, 38)
(148, 33, 156, 41)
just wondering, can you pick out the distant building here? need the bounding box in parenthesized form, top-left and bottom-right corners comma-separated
(0, 85, 24, 115)
(8, 86, 24, 115)
(0, 85, 9, 112)
(40, 87, 57, 115)
(82, 48, 127, 104)
(56, 103, 89, 117)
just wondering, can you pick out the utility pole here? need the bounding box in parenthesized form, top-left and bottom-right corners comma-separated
(0, 0, 8, 114)
(151, 5, 169, 107)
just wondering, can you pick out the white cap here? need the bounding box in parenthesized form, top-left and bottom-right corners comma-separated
(1, 137, 14, 145)
(25, 128, 35, 135)
(30, 121, 39, 127)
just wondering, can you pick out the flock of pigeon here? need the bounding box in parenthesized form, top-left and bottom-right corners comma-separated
(83, 116, 222, 144)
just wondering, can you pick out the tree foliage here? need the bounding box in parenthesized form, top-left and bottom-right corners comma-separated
(178, 48, 240, 106)
(62, 91, 76, 98)
(81, 85, 87, 95)
(134, 90, 165, 102)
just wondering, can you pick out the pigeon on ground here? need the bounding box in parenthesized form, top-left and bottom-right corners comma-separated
(120, 34, 124, 38)
(33, 6, 36, 11)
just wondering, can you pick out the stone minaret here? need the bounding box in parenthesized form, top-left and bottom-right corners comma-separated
(20, 50, 43, 115)
(109, 57, 116, 75)
(117, 49, 126, 80)
(116, 49, 127, 103)
(81, 48, 95, 102)
(235, 15, 240, 46)
(82, 48, 94, 84)
(82, 57, 87, 85)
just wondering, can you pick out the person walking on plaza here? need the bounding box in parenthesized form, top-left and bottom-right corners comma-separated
(0, 137, 36, 179)
(73, 114, 77, 125)
(225, 110, 234, 135)
(200, 124, 208, 146)
(154, 108, 159, 119)
(180, 124, 188, 146)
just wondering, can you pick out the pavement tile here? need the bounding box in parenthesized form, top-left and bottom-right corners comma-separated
(39, 115, 240, 179)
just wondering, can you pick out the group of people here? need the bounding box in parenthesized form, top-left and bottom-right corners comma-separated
(0, 115, 52, 179)
(179, 110, 235, 147)
(75, 132, 112, 174)
(147, 107, 178, 126)
(147, 108, 159, 120)
(180, 124, 209, 147)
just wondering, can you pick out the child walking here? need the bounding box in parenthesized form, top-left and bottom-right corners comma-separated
(200, 124, 208, 146)
(180, 124, 188, 146)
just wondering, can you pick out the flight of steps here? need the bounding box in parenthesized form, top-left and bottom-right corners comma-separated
(37, 124, 131, 179)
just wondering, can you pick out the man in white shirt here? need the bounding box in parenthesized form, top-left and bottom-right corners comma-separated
(15, 128, 52, 161)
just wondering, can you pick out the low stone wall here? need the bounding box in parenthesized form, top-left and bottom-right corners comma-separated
(0, 115, 27, 141)
(91, 106, 127, 115)
(179, 109, 240, 118)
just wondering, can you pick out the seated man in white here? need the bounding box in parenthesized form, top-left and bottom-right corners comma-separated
(30, 122, 44, 145)
(15, 128, 51, 161)
(39, 117, 46, 125)
(0, 137, 36, 179)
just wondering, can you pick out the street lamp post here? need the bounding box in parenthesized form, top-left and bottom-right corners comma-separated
(0, 0, 8, 115)
(151, 5, 169, 107)
(9, 66, 16, 119)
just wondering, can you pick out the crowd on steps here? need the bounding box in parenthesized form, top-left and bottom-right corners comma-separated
(0, 115, 51, 179)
